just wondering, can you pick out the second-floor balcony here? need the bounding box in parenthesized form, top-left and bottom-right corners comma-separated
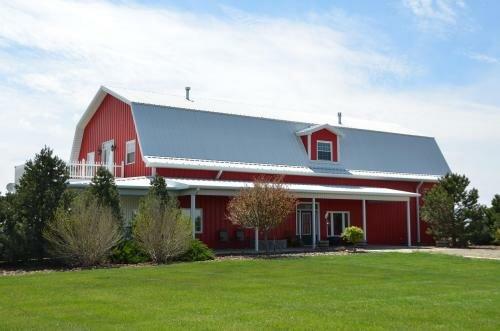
(68, 160, 124, 179)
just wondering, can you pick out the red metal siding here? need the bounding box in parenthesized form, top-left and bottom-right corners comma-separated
(310, 129, 338, 162)
(366, 201, 408, 245)
(157, 168, 219, 179)
(78, 95, 151, 177)
(176, 193, 426, 248)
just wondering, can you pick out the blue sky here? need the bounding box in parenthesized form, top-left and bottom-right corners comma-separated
(0, 0, 499, 203)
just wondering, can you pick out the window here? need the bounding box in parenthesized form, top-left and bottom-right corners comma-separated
(181, 208, 203, 234)
(125, 140, 136, 165)
(317, 141, 332, 161)
(326, 212, 350, 237)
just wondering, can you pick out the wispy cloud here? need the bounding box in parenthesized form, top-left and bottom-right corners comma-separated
(403, 0, 468, 32)
(0, 0, 498, 202)
(466, 52, 499, 64)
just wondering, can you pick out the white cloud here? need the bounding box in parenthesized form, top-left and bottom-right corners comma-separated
(467, 52, 499, 64)
(403, 0, 469, 33)
(0, 0, 498, 203)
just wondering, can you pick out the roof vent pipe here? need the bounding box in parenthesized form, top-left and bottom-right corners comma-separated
(337, 112, 342, 125)
(185, 86, 191, 101)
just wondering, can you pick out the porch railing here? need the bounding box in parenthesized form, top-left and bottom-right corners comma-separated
(68, 160, 124, 179)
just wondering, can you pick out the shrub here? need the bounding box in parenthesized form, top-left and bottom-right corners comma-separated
(178, 239, 215, 262)
(341, 226, 364, 251)
(111, 239, 149, 264)
(43, 194, 122, 266)
(134, 195, 191, 263)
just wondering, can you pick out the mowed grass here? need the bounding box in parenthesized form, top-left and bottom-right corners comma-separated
(0, 253, 499, 330)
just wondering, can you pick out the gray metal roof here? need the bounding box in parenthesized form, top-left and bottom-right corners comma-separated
(131, 103, 450, 178)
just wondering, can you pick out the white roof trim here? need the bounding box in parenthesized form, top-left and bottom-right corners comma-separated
(296, 123, 344, 137)
(144, 156, 441, 182)
(68, 177, 418, 201)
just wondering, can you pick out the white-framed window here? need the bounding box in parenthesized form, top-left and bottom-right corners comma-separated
(317, 140, 332, 161)
(125, 140, 136, 165)
(181, 208, 203, 234)
(326, 211, 350, 237)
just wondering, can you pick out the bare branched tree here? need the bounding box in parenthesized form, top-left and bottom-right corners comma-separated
(43, 194, 122, 266)
(134, 195, 191, 263)
(227, 176, 297, 252)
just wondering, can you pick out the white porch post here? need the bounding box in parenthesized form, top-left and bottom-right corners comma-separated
(406, 198, 412, 247)
(255, 227, 259, 252)
(362, 199, 367, 242)
(312, 197, 316, 249)
(190, 193, 196, 239)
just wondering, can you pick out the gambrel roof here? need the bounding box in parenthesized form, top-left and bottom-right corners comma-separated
(71, 86, 451, 181)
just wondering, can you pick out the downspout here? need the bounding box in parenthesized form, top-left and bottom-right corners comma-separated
(416, 181, 424, 245)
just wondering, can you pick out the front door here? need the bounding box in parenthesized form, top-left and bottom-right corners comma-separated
(296, 203, 319, 245)
(101, 140, 114, 174)
(297, 210, 312, 245)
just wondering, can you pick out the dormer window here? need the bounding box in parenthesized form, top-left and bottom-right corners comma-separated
(317, 141, 332, 161)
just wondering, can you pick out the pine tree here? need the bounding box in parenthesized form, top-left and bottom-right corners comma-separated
(15, 146, 68, 258)
(88, 167, 122, 223)
(149, 175, 170, 204)
(421, 173, 483, 247)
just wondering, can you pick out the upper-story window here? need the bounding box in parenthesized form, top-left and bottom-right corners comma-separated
(125, 140, 136, 164)
(317, 141, 332, 161)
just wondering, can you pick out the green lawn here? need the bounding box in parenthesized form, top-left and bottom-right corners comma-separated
(0, 253, 499, 330)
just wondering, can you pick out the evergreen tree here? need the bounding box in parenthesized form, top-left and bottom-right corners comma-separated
(88, 167, 122, 223)
(486, 195, 500, 243)
(15, 146, 68, 258)
(421, 173, 483, 247)
(149, 175, 169, 204)
(0, 193, 23, 261)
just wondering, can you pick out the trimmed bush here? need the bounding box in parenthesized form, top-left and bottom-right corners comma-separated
(341, 226, 364, 251)
(178, 239, 215, 262)
(111, 239, 149, 264)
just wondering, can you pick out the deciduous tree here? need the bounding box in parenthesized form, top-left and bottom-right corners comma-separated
(227, 176, 297, 252)
(44, 194, 122, 266)
(134, 183, 191, 263)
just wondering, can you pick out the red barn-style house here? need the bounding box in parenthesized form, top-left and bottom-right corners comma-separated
(66, 86, 450, 250)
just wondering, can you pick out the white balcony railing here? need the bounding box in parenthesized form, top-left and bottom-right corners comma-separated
(68, 160, 124, 179)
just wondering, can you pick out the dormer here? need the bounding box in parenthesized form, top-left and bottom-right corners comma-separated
(296, 124, 342, 163)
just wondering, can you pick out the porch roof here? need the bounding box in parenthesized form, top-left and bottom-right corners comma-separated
(68, 177, 418, 201)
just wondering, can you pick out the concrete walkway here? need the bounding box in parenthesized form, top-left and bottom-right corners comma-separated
(215, 245, 500, 260)
(363, 245, 500, 260)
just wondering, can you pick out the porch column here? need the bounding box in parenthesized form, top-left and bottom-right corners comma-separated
(255, 227, 259, 252)
(312, 197, 316, 249)
(362, 199, 367, 242)
(190, 193, 196, 239)
(406, 198, 412, 247)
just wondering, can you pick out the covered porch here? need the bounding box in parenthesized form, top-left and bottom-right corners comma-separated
(68, 177, 420, 250)
(167, 178, 419, 250)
